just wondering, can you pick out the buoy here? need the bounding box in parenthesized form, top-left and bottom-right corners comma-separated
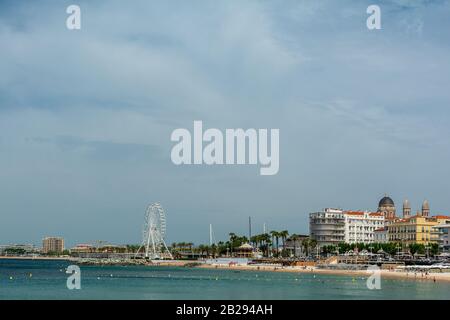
(9, 276, 13, 280)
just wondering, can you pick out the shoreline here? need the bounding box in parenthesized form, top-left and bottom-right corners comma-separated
(193, 263, 450, 283)
(0, 256, 73, 261)
(3, 256, 450, 283)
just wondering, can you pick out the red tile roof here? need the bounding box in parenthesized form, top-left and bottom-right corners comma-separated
(345, 211, 364, 216)
(433, 215, 450, 219)
(369, 212, 384, 217)
(344, 211, 382, 217)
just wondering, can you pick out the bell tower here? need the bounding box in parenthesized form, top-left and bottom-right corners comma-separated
(421, 200, 430, 217)
(403, 199, 411, 218)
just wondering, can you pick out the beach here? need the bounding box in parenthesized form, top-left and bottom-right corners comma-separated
(3, 256, 450, 284)
(147, 259, 450, 283)
(195, 263, 450, 283)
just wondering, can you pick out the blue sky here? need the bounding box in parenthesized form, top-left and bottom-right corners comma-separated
(1, 0, 450, 247)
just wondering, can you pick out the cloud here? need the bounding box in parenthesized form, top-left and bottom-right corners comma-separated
(1, 0, 450, 246)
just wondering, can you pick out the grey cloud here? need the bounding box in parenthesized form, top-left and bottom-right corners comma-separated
(1, 0, 450, 246)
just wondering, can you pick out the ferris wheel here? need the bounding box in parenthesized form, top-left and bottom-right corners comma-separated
(137, 202, 173, 259)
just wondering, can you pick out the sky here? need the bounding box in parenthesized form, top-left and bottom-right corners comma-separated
(1, 0, 450, 247)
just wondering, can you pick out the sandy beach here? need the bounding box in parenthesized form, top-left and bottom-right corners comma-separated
(193, 263, 450, 283)
(3, 256, 450, 283)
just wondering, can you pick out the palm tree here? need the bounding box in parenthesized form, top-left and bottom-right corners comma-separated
(259, 233, 271, 257)
(301, 238, 310, 256)
(279, 230, 289, 255)
(210, 244, 217, 258)
(289, 234, 300, 257)
(170, 242, 178, 256)
(309, 239, 318, 258)
(228, 233, 238, 253)
(270, 231, 278, 257)
(198, 244, 204, 256)
(250, 235, 259, 249)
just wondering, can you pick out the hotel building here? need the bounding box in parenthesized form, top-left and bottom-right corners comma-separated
(374, 227, 389, 243)
(433, 223, 450, 252)
(310, 209, 385, 247)
(309, 208, 345, 247)
(42, 237, 65, 254)
(387, 215, 450, 245)
(344, 211, 385, 244)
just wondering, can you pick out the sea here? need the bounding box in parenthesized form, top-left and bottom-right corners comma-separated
(1, 259, 449, 300)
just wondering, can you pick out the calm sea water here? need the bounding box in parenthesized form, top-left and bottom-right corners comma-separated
(0, 259, 449, 300)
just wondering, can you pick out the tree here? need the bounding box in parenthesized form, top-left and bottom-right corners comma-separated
(250, 235, 259, 249)
(211, 244, 218, 258)
(301, 238, 310, 256)
(430, 243, 439, 256)
(279, 230, 289, 252)
(289, 234, 301, 257)
(270, 231, 280, 257)
(309, 239, 318, 254)
(257, 233, 272, 257)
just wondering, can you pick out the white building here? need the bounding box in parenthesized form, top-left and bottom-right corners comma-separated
(343, 211, 385, 244)
(374, 227, 389, 243)
(310, 208, 345, 247)
(433, 224, 450, 252)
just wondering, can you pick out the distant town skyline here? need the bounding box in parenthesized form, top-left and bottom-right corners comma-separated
(2, 194, 447, 248)
(1, 0, 450, 247)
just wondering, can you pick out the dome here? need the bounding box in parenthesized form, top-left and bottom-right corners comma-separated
(379, 196, 395, 207)
(403, 199, 411, 208)
(422, 200, 429, 210)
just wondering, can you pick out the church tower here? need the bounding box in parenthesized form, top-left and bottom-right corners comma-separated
(421, 200, 430, 217)
(403, 199, 411, 218)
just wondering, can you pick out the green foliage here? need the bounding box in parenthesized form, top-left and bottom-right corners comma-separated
(3, 248, 26, 255)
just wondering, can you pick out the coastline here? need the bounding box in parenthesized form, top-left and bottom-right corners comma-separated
(3, 256, 450, 284)
(0, 256, 73, 261)
(193, 263, 450, 283)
